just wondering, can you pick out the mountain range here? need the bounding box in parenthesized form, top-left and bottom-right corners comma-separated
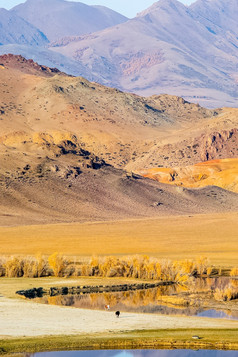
(49, 0, 238, 107)
(11, 0, 128, 42)
(0, 8, 48, 46)
(0, 0, 237, 107)
(0, 54, 237, 226)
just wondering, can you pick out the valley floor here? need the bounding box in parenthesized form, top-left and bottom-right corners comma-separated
(1, 277, 238, 352)
(0, 212, 238, 266)
(0, 295, 238, 338)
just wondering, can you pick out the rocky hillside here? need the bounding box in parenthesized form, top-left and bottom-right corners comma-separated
(140, 159, 238, 194)
(0, 55, 237, 225)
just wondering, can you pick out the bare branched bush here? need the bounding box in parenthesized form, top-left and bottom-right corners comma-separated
(34, 254, 49, 277)
(196, 256, 209, 275)
(0, 257, 6, 277)
(0, 254, 236, 287)
(4, 256, 24, 277)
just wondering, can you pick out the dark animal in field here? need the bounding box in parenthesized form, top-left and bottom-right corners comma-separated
(115, 311, 120, 318)
(192, 335, 201, 339)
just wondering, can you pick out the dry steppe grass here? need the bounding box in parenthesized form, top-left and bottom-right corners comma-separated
(0, 212, 237, 266)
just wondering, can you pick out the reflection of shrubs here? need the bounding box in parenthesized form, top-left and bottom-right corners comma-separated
(214, 286, 238, 301)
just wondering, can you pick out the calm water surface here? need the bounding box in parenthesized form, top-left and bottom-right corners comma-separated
(36, 278, 238, 320)
(33, 350, 238, 357)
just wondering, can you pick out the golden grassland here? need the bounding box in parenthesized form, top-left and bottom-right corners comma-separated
(1, 329, 238, 354)
(0, 213, 238, 266)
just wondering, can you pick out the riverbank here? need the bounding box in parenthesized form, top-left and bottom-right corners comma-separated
(1, 276, 238, 354)
(1, 296, 238, 353)
(1, 329, 238, 354)
(1, 296, 238, 338)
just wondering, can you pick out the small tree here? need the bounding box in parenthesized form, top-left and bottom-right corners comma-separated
(48, 252, 67, 277)
(230, 267, 238, 277)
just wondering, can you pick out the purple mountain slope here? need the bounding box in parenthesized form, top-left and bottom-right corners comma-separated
(0, 8, 48, 46)
(11, 0, 128, 42)
(49, 0, 238, 107)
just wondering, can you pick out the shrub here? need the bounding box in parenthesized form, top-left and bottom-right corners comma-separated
(4, 256, 24, 277)
(0, 257, 6, 277)
(206, 267, 213, 276)
(196, 256, 209, 275)
(214, 286, 238, 301)
(230, 267, 238, 277)
(48, 252, 67, 277)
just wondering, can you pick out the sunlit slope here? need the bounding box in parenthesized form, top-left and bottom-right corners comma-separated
(140, 159, 238, 193)
(0, 55, 238, 226)
(1, 54, 237, 171)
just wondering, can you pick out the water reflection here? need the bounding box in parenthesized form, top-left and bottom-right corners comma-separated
(32, 349, 238, 357)
(35, 277, 238, 320)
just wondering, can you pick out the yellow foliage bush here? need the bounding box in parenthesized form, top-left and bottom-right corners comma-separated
(48, 252, 67, 277)
(230, 267, 238, 277)
(206, 267, 213, 276)
(214, 286, 238, 301)
(0, 253, 236, 286)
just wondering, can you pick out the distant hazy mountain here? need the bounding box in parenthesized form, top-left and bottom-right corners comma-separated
(0, 43, 95, 79)
(49, 0, 238, 107)
(0, 8, 48, 46)
(11, 0, 128, 42)
(190, 0, 238, 35)
(1, 0, 238, 107)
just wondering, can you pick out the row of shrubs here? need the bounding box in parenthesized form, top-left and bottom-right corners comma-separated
(1, 253, 236, 281)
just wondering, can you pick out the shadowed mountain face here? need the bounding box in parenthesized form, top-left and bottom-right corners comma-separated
(0, 55, 237, 226)
(0, 8, 48, 46)
(48, 0, 238, 108)
(190, 0, 238, 35)
(11, 0, 128, 42)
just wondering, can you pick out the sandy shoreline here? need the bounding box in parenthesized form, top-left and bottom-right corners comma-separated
(1, 296, 238, 338)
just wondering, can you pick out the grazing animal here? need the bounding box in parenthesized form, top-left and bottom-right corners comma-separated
(192, 335, 201, 340)
(115, 311, 120, 318)
(105, 304, 110, 310)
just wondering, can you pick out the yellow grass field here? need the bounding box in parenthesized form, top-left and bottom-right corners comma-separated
(0, 212, 237, 266)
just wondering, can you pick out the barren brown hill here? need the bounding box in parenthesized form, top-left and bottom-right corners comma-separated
(0, 54, 237, 226)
